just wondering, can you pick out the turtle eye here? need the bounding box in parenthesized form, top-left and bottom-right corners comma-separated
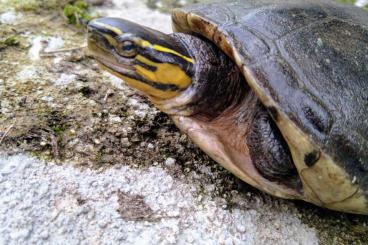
(117, 40, 137, 58)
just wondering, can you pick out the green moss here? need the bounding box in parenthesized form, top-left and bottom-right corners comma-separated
(51, 125, 66, 135)
(337, 0, 356, 4)
(3, 35, 19, 46)
(63, 0, 95, 26)
(0, 35, 20, 50)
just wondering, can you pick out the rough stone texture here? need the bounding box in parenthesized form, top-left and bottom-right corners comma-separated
(0, 154, 318, 245)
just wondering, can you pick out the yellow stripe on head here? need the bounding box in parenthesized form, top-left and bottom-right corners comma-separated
(90, 21, 123, 36)
(88, 17, 195, 101)
(135, 55, 192, 89)
(103, 34, 118, 46)
(122, 75, 180, 99)
(97, 61, 180, 99)
(139, 40, 194, 64)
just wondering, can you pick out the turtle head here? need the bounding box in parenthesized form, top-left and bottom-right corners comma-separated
(87, 17, 195, 100)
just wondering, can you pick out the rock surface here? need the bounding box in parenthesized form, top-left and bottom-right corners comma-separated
(0, 154, 318, 244)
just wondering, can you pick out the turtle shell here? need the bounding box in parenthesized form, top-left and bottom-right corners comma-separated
(172, 0, 368, 214)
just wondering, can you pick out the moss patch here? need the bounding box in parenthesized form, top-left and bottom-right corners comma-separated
(0, 35, 20, 50)
(337, 0, 356, 4)
(63, 0, 96, 26)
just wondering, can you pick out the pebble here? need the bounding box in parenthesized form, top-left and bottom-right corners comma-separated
(76, 206, 90, 216)
(316, 38, 323, 47)
(38, 183, 49, 196)
(41, 96, 54, 102)
(44, 37, 64, 52)
(165, 157, 176, 167)
(98, 220, 108, 228)
(54, 74, 77, 86)
(58, 227, 66, 235)
(87, 210, 95, 220)
(40, 230, 49, 239)
(10, 228, 30, 240)
(121, 137, 131, 147)
(236, 223, 246, 233)
(127, 98, 139, 109)
(17, 66, 38, 80)
(109, 115, 122, 123)
(87, 100, 97, 107)
(0, 11, 21, 24)
(134, 110, 146, 118)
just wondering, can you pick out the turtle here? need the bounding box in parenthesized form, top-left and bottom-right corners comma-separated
(87, 0, 368, 214)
